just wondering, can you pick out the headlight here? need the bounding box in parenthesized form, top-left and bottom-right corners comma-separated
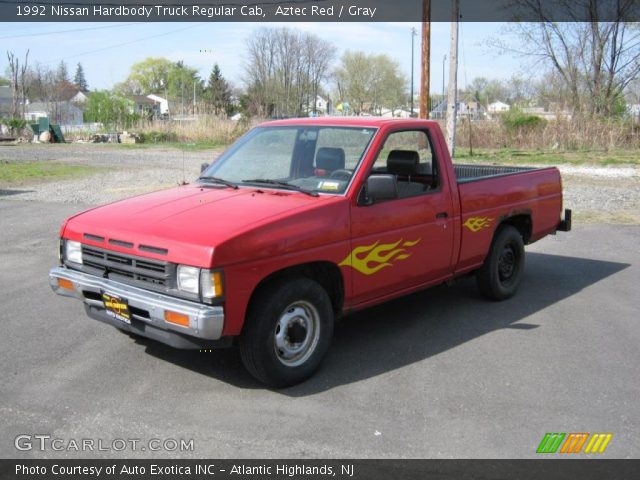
(64, 240, 83, 264)
(177, 265, 200, 294)
(201, 270, 224, 299)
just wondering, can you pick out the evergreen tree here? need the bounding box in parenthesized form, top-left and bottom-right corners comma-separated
(74, 63, 88, 91)
(206, 64, 232, 116)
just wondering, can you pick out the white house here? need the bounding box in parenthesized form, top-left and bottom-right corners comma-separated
(487, 101, 510, 114)
(147, 94, 170, 115)
(24, 102, 83, 125)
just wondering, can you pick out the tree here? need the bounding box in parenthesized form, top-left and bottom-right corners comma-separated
(334, 51, 407, 115)
(122, 57, 203, 114)
(125, 57, 174, 95)
(0, 76, 9, 86)
(206, 64, 232, 116)
(244, 27, 336, 117)
(56, 60, 69, 84)
(74, 63, 88, 91)
(84, 90, 139, 129)
(6, 50, 29, 118)
(492, 2, 640, 117)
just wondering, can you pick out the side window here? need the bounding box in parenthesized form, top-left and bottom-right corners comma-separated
(370, 130, 439, 199)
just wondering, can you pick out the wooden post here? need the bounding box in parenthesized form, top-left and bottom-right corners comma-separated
(419, 0, 430, 119)
(445, 0, 459, 157)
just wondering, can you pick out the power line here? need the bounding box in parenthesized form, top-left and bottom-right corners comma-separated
(42, 23, 205, 65)
(0, 22, 145, 40)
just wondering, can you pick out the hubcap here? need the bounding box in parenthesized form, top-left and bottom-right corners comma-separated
(274, 301, 320, 367)
(498, 245, 516, 281)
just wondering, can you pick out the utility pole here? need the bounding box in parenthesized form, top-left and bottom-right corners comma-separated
(445, 0, 459, 157)
(410, 27, 417, 117)
(419, 0, 430, 119)
(442, 54, 447, 107)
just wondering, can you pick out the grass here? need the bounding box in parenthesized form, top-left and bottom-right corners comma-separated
(453, 149, 639, 167)
(0, 161, 97, 184)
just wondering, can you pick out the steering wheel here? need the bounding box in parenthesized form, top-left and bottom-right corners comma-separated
(329, 169, 352, 180)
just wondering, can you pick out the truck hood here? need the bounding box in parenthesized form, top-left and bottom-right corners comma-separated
(63, 184, 345, 267)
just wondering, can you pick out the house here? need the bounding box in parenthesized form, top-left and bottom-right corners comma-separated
(146, 94, 170, 115)
(131, 95, 161, 117)
(0, 86, 14, 117)
(430, 100, 484, 120)
(25, 102, 83, 125)
(487, 101, 510, 114)
(69, 91, 89, 105)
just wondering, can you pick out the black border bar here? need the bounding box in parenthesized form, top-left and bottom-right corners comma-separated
(2, 459, 640, 480)
(0, 0, 639, 22)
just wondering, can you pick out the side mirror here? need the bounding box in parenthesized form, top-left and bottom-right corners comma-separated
(361, 174, 397, 205)
(200, 163, 210, 173)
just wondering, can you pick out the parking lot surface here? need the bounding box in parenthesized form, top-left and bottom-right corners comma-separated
(0, 200, 638, 458)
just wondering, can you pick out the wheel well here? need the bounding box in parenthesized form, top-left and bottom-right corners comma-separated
(499, 214, 532, 244)
(249, 262, 344, 317)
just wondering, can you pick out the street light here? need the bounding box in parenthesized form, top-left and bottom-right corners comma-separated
(410, 27, 417, 117)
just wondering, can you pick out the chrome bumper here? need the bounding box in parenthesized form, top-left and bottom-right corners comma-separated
(49, 266, 224, 343)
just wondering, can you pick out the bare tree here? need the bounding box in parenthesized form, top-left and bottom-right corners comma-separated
(6, 50, 30, 118)
(493, 1, 640, 116)
(244, 27, 335, 117)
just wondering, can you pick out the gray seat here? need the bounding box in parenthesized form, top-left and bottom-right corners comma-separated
(387, 150, 426, 198)
(315, 147, 345, 171)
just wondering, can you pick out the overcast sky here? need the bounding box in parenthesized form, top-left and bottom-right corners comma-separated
(0, 22, 527, 93)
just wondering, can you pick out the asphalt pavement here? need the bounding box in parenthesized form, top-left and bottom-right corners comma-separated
(1, 200, 638, 458)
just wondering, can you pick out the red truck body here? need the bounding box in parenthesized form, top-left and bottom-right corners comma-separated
(51, 118, 570, 386)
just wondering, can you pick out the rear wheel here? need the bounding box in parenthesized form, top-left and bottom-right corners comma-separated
(477, 225, 525, 300)
(240, 277, 334, 388)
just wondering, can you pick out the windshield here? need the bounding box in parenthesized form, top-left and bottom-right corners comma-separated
(201, 126, 376, 195)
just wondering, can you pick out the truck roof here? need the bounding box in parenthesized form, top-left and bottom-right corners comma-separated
(259, 117, 439, 128)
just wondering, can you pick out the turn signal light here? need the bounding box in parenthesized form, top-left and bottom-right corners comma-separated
(164, 310, 190, 327)
(57, 278, 74, 290)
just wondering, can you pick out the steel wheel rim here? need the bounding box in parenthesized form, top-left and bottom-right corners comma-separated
(498, 245, 517, 282)
(274, 300, 321, 367)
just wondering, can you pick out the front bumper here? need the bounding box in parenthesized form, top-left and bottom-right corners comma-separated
(49, 266, 227, 349)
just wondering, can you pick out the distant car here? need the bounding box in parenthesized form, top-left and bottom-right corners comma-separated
(50, 118, 571, 387)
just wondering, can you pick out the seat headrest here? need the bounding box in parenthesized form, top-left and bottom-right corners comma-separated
(316, 147, 345, 171)
(387, 150, 419, 176)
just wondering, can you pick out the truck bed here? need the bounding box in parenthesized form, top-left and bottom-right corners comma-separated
(454, 164, 537, 183)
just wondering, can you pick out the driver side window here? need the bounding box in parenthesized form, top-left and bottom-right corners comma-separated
(370, 130, 439, 199)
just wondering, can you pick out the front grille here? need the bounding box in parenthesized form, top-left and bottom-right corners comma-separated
(81, 245, 171, 287)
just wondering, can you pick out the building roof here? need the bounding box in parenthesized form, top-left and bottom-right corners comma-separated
(133, 95, 160, 105)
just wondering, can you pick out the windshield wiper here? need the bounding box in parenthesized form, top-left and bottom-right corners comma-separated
(197, 176, 238, 189)
(241, 179, 319, 197)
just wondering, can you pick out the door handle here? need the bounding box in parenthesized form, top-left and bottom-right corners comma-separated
(436, 212, 448, 219)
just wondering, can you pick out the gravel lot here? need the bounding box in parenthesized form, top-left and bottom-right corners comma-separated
(1, 143, 638, 223)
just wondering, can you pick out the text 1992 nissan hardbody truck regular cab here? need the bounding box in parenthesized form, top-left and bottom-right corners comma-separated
(50, 118, 571, 387)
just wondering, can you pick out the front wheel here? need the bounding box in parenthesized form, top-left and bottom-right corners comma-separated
(476, 225, 525, 301)
(239, 278, 334, 388)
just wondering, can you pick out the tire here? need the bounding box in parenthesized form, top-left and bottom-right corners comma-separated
(239, 277, 334, 388)
(476, 225, 525, 301)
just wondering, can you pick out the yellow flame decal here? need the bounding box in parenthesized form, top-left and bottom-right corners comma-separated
(463, 217, 493, 232)
(339, 238, 421, 275)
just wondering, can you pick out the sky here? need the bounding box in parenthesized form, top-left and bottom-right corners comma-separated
(0, 22, 527, 94)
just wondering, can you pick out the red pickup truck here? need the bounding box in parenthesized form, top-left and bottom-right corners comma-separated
(50, 118, 571, 387)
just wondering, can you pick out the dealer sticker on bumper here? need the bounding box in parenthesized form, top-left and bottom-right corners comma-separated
(102, 292, 131, 324)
